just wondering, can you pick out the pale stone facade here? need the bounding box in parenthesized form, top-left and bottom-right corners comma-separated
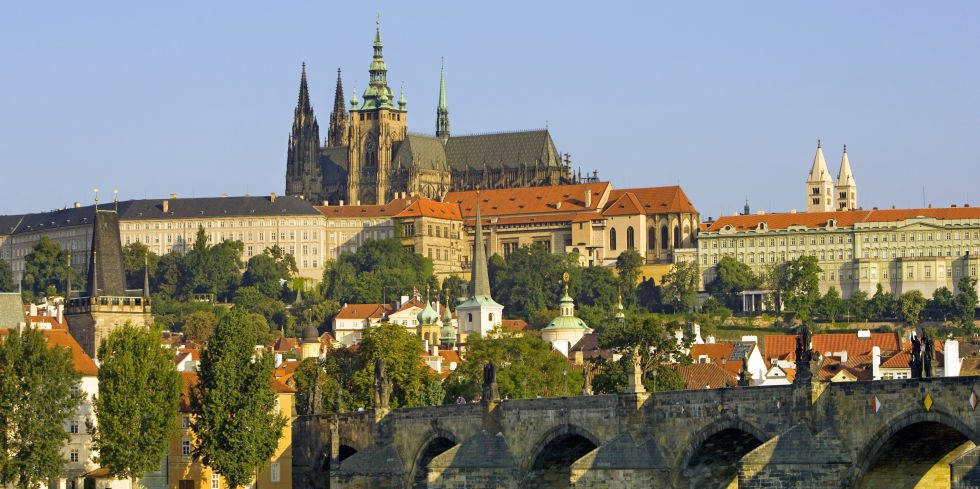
(699, 207, 980, 298)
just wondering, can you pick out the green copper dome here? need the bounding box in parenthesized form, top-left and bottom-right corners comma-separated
(417, 302, 440, 325)
(440, 320, 455, 342)
(543, 315, 590, 331)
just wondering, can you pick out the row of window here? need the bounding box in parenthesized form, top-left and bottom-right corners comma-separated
(126, 219, 320, 231)
(609, 226, 687, 251)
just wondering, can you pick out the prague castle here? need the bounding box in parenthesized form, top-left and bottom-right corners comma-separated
(284, 21, 578, 206)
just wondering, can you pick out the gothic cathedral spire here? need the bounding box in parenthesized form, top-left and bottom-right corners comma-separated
(436, 59, 450, 143)
(285, 62, 322, 202)
(328, 68, 348, 147)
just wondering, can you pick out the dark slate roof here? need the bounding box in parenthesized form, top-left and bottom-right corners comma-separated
(0, 215, 25, 235)
(88, 210, 127, 296)
(119, 196, 320, 220)
(393, 134, 449, 172)
(0, 293, 24, 329)
(445, 129, 560, 170)
(321, 146, 350, 172)
(10, 205, 99, 234)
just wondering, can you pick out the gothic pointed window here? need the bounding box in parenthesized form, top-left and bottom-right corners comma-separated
(609, 228, 617, 250)
(674, 225, 681, 248)
(648, 228, 656, 250)
(626, 226, 635, 249)
(661, 226, 669, 250)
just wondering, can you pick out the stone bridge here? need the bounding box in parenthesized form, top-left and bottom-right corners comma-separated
(292, 376, 980, 488)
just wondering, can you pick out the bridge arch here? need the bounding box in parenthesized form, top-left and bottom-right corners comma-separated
(521, 424, 601, 488)
(673, 417, 768, 489)
(853, 408, 977, 488)
(406, 428, 459, 488)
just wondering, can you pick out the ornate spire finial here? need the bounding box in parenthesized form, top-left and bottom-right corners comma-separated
(436, 59, 450, 141)
(817, 138, 821, 148)
(843, 144, 847, 153)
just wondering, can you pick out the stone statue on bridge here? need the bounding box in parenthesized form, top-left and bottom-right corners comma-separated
(373, 358, 392, 410)
(910, 333, 923, 379)
(793, 323, 814, 385)
(922, 329, 934, 378)
(582, 363, 594, 395)
(483, 361, 500, 403)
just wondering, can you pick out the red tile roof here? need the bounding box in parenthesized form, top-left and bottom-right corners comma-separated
(335, 303, 392, 320)
(394, 198, 462, 220)
(605, 186, 698, 215)
(764, 333, 901, 361)
(438, 349, 462, 366)
(673, 363, 737, 390)
(881, 351, 912, 368)
(44, 329, 99, 376)
(706, 206, 980, 232)
(502, 319, 529, 332)
(446, 182, 611, 218)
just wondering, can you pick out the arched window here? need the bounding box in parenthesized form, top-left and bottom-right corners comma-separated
(648, 228, 656, 250)
(661, 226, 669, 249)
(488, 313, 494, 322)
(609, 229, 617, 250)
(467, 313, 473, 323)
(674, 225, 681, 248)
(626, 226, 635, 249)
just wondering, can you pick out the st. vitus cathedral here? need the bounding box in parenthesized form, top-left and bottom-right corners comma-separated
(285, 22, 583, 205)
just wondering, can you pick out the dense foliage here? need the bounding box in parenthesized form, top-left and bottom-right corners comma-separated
(191, 311, 286, 489)
(94, 324, 181, 479)
(0, 258, 14, 292)
(322, 239, 435, 304)
(593, 312, 688, 393)
(21, 236, 77, 301)
(0, 328, 81, 488)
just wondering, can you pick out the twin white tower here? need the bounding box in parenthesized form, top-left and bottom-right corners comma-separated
(806, 140, 857, 213)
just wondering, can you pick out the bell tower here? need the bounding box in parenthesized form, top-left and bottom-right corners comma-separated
(347, 17, 407, 205)
(805, 140, 834, 213)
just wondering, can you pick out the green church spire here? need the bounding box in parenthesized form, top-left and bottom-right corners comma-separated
(361, 13, 396, 110)
(436, 58, 450, 143)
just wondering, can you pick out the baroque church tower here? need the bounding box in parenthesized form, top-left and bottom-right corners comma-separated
(346, 20, 408, 205)
(285, 63, 323, 203)
(805, 140, 834, 213)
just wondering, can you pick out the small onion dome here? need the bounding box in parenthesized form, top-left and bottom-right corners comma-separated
(349, 89, 359, 109)
(302, 323, 319, 343)
(440, 320, 455, 343)
(417, 302, 440, 325)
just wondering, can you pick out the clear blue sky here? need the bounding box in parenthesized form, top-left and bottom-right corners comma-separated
(1, 1, 977, 217)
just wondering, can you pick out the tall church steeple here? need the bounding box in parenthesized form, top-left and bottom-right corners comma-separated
(285, 63, 322, 202)
(835, 144, 858, 211)
(805, 140, 834, 213)
(436, 59, 450, 143)
(455, 193, 503, 339)
(328, 68, 348, 147)
(360, 15, 396, 110)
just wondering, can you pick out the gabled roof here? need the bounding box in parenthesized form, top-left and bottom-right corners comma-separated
(501, 319, 528, 332)
(605, 186, 698, 215)
(445, 129, 560, 171)
(601, 192, 644, 216)
(706, 207, 980, 233)
(393, 134, 449, 172)
(446, 182, 611, 218)
(394, 197, 462, 220)
(44, 329, 99, 377)
(334, 303, 392, 321)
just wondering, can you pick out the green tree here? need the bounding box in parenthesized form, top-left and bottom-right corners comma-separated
(191, 311, 286, 489)
(660, 261, 700, 313)
(816, 287, 844, 323)
(242, 245, 297, 299)
(179, 227, 244, 301)
(323, 239, 436, 304)
(122, 242, 160, 291)
(0, 328, 82, 489)
(615, 249, 644, 306)
(182, 310, 219, 344)
(293, 358, 334, 415)
(595, 312, 688, 393)
(899, 290, 927, 327)
(94, 324, 181, 480)
(955, 276, 978, 331)
(927, 287, 956, 322)
(845, 290, 869, 322)
(349, 322, 442, 408)
(489, 244, 577, 319)
(21, 236, 76, 300)
(706, 256, 760, 310)
(868, 283, 897, 321)
(575, 266, 619, 309)
(778, 256, 821, 322)
(443, 327, 581, 401)
(439, 275, 468, 309)
(154, 251, 183, 298)
(233, 286, 289, 333)
(0, 258, 14, 292)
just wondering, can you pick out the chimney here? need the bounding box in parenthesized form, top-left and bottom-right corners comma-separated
(169, 193, 177, 199)
(356, 200, 361, 206)
(74, 202, 81, 208)
(339, 200, 345, 206)
(431, 344, 439, 356)
(584, 189, 592, 208)
(944, 339, 961, 377)
(270, 192, 277, 203)
(57, 303, 64, 324)
(555, 202, 562, 210)
(322, 200, 329, 206)
(29, 303, 37, 316)
(274, 353, 283, 367)
(400, 295, 409, 307)
(872, 346, 881, 380)
(162, 200, 169, 213)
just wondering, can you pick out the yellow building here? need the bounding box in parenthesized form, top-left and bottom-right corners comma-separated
(171, 372, 295, 489)
(699, 207, 980, 298)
